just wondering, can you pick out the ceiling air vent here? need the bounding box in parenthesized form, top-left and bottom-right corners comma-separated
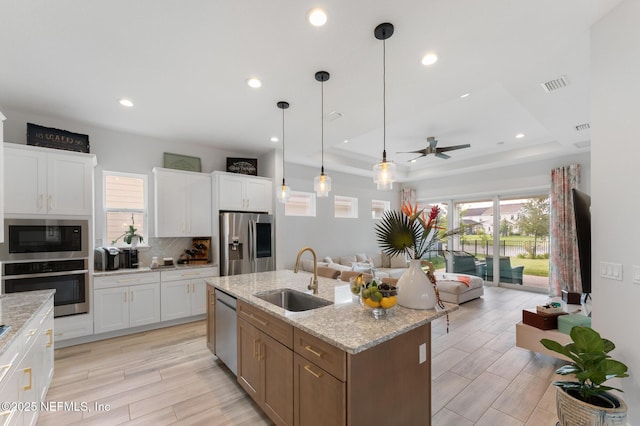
(574, 140, 591, 149)
(325, 111, 343, 122)
(575, 123, 590, 131)
(541, 75, 569, 93)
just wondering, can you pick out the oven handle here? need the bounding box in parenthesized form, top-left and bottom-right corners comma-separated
(2, 270, 89, 280)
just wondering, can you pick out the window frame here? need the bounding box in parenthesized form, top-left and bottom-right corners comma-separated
(284, 190, 317, 217)
(334, 195, 358, 219)
(371, 199, 391, 219)
(102, 170, 149, 247)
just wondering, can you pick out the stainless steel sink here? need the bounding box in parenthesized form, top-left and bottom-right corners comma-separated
(253, 288, 332, 312)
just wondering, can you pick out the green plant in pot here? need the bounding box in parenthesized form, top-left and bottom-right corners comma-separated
(111, 214, 144, 246)
(541, 326, 629, 425)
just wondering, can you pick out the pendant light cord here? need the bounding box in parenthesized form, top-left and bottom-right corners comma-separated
(321, 79, 325, 175)
(382, 37, 387, 163)
(282, 107, 286, 186)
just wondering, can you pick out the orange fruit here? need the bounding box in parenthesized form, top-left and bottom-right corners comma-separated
(363, 297, 380, 308)
(380, 296, 397, 309)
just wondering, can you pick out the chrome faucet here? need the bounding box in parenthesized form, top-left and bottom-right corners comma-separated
(293, 246, 319, 295)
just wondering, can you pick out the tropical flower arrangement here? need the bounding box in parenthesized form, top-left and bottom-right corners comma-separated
(375, 202, 459, 260)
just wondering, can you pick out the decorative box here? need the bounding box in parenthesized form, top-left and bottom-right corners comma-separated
(536, 302, 563, 314)
(561, 290, 581, 304)
(522, 309, 568, 330)
(557, 314, 592, 335)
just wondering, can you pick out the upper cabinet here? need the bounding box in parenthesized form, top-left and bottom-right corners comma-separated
(213, 171, 272, 213)
(153, 167, 212, 237)
(4, 143, 95, 216)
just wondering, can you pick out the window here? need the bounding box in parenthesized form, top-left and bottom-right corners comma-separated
(334, 195, 358, 218)
(285, 191, 316, 217)
(371, 199, 390, 219)
(104, 171, 148, 246)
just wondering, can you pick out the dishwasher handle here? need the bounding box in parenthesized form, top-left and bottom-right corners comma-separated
(216, 297, 236, 311)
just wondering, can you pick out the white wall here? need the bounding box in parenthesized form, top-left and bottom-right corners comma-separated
(275, 163, 400, 269)
(592, 0, 640, 421)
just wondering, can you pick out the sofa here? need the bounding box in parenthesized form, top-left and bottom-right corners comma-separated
(299, 251, 484, 304)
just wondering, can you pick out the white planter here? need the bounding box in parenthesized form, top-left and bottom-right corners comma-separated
(556, 387, 627, 426)
(396, 259, 437, 309)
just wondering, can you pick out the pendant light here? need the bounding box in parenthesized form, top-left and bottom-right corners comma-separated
(373, 22, 397, 191)
(277, 101, 291, 203)
(314, 71, 331, 197)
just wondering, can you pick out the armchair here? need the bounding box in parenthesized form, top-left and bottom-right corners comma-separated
(485, 256, 524, 284)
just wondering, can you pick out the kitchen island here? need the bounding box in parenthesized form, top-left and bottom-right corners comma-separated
(207, 270, 457, 426)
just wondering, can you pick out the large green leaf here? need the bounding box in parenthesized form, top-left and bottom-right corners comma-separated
(571, 326, 604, 353)
(374, 210, 418, 257)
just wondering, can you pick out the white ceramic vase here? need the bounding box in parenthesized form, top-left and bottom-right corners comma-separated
(397, 259, 437, 309)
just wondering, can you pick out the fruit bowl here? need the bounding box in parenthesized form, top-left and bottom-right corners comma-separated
(359, 280, 398, 319)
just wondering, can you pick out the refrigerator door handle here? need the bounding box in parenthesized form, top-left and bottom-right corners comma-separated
(248, 219, 255, 271)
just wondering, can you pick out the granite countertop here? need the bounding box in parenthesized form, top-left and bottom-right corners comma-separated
(207, 270, 457, 354)
(0, 290, 55, 357)
(94, 263, 217, 277)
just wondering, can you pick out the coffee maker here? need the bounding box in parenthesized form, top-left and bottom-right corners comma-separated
(119, 248, 139, 269)
(95, 247, 120, 271)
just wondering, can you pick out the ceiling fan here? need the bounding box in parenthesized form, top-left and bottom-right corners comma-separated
(398, 136, 471, 162)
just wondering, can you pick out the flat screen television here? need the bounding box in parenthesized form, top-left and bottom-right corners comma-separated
(572, 188, 591, 297)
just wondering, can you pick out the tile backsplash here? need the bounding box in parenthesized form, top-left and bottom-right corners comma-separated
(137, 237, 213, 267)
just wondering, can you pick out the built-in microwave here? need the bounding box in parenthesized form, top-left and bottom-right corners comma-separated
(0, 218, 88, 261)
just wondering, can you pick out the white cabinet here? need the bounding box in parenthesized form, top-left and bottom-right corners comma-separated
(153, 167, 212, 237)
(161, 267, 217, 321)
(213, 171, 272, 213)
(94, 272, 161, 334)
(0, 297, 54, 426)
(4, 144, 95, 216)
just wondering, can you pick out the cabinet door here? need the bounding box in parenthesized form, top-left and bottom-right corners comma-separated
(94, 287, 129, 333)
(46, 153, 93, 215)
(190, 279, 207, 315)
(262, 333, 293, 426)
(155, 172, 188, 237)
(37, 309, 54, 403)
(18, 348, 39, 426)
(4, 148, 46, 214)
(244, 178, 272, 213)
(237, 318, 261, 401)
(218, 174, 246, 211)
(293, 353, 345, 426)
(160, 280, 191, 321)
(187, 174, 212, 236)
(129, 283, 161, 327)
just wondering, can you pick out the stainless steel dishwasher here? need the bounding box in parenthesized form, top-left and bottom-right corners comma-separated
(214, 289, 237, 376)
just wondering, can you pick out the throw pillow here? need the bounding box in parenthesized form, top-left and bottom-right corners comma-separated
(301, 259, 328, 272)
(339, 255, 357, 266)
(369, 254, 383, 268)
(381, 252, 391, 268)
(355, 252, 368, 262)
(390, 254, 408, 269)
(324, 256, 334, 264)
(351, 264, 373, 275)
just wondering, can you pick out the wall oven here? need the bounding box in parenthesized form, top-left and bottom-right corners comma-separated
(1, 218, 89, 317)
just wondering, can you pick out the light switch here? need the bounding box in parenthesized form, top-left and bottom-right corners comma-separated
(600, 262, 623, 281)
(419, 343, 426, 364)
(633, 266, 640, 284)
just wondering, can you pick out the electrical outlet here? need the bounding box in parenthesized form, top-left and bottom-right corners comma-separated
(633, 266, 640, 284)
(600, 262, 623, 281)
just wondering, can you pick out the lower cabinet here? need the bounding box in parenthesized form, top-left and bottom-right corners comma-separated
(160, 267, 217, 321)
(94, 272, 161, 334)
(293, 354, 345, 426)
(238, 318, 293, 426)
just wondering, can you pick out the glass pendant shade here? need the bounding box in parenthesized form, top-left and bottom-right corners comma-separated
(373, 160, 396, 191)
(278, 182, 291, 203)
(314, 173, 331, 197)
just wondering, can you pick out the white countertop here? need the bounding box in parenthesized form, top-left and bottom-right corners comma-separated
(94, 263, 217, 277)
(207, 270, 457, 354)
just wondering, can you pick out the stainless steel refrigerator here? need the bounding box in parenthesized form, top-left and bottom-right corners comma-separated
(219, 212, 275, 276)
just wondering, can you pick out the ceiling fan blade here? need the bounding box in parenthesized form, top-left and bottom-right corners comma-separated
(407, 154, 426, 162)
(435, 153, 451, 159)
(436, 144, 471, 153)
(397, 149, 428, 155)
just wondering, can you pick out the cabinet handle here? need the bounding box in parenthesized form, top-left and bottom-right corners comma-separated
(130, 291, 134, 302)
(304, 345, 325, 358)
(254, 339, 259, 358)
(46, 329, 53, 348)
(181, 272, 200, 277)
(39, 194, 44, 210)
(124, 292, 127, 303)
(209, 292, 215, 305)
(23, 367, 33, 391)
(49, 194, 54, 210)
(26, 329, 37, 337)
(0, 364, 13, 382)
(186, 284, 190, 294)
(0, 410, 11, 418)
(304, 364, 323, 379)
(248, 314, 268, 327)
(117, 278, 141, 284)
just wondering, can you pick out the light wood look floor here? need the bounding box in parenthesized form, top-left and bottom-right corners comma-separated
(39, 286, 562, 425)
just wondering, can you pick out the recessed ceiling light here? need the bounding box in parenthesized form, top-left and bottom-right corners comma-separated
(460, 93, 470, 98)
(410, 159, 417, 163)
(307, 8, 327, 26)
(515, 133, 525, 139)
(343, 139, 349, 144)
(421, 53, 438, 66)
(246, 78, 262, 88)
(270, 136, 279, 143)
(119, 98, 134, 107)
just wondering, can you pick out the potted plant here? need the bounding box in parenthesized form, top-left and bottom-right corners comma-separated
(111, 214, 144, 247)
(540, 326, 629, 425)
